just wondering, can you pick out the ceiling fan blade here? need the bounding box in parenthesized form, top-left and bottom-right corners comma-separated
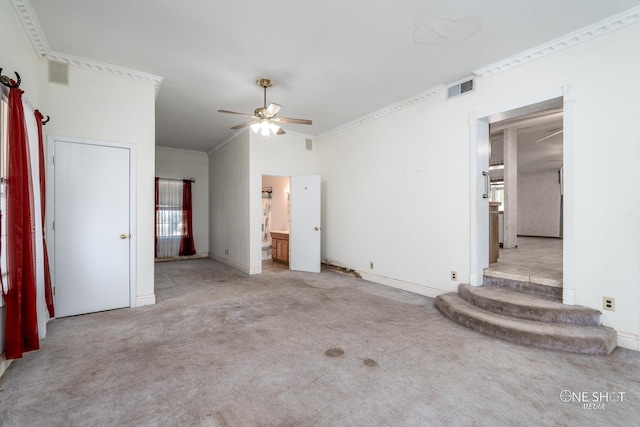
(265, 103, 282, 117)
(218, 109, 256, 118)
(230, 121, 259, 130)
(270, 117, 312, 125)
(276, 127, 286, 135)
(535, 129, 563, 143)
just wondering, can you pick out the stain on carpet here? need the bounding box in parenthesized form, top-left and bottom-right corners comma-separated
(325, 348, 344, 357)
(363, 358, 378, 367)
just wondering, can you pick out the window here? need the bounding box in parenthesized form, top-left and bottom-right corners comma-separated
(490, 183, 504, 212)
(156, 180, 184, 238)
(155, 179, 184, 257)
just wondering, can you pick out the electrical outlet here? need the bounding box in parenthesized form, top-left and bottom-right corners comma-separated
(225, 249, 229, 255)
(603, 297, 615, 311)
(370, 262, 374, 269)
(451, 271, 457, 281)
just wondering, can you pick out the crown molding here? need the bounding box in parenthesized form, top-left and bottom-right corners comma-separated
(45, 50, 164, 97)
(208, 128, 249, 155)
(315, 85, 443, 141)
(474, 5, 640, 78)
(12, 0, 164, 98)
(156, 146, 208, 157)
(11, 0, 49, 55)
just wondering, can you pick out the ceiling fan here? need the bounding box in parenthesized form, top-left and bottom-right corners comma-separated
(218, 78, 312, 138)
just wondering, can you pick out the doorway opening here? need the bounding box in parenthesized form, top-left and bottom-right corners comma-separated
(261, 175, 290, 273)
(471, 89, 574, 304)
(487, 102, 564, 289)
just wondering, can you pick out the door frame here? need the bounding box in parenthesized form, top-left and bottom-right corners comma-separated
(469, 86, 575, 305)
(47, 135, 138, 313)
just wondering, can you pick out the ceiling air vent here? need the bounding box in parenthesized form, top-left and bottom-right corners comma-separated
(446, 77, 475, 100)
(48, 60, 69, 85)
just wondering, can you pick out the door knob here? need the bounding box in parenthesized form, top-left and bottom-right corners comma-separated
(314, 226, 320, 231)
(120, 234, 128, 239)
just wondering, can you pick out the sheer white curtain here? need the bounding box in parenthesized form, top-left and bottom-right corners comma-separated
(156, 179, 183, 257)
(23, 101, 48, 337)
(261, 191, 272, 260)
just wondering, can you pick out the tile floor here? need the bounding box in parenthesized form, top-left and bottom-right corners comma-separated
(485, 236, 563, 288)
(262, 259, 289, 273)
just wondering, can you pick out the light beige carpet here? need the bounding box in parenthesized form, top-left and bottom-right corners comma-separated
(1, 258, 638, 426)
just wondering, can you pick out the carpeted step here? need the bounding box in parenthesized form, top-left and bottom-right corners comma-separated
(483, 274, 562, 300)
(458, 284, 601, 326)
(435, 293, 617, 355)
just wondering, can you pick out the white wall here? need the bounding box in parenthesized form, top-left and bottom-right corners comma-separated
(317, 23, 640, 350)
(0, 0, 157, 370)
(262, 175, 290, 232)
(209, 131, 316, 274)
(209, 132, 251, 272)
(318, 96, 471, 297)
(249, 132, 317, 273)
(156, 147, 209, 256)
(40, 67, 157, 308)
(518, 171, 562, 237)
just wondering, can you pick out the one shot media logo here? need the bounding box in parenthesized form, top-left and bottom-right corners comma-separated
(559, 390, 627, 410)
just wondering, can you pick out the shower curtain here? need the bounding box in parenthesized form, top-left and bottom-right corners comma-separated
(262, 191, 272, 260)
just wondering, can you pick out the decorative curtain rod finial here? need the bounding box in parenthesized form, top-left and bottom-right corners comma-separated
(0, 68, 21, 88)
(42, 116, 50, 125)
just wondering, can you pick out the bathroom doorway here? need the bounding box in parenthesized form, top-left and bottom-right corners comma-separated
(261, 175, 291, 272)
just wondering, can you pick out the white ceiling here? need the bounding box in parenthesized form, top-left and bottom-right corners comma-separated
(27, 0, 640, 152)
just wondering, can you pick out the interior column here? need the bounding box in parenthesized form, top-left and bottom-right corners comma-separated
(503, 128, 518, 249)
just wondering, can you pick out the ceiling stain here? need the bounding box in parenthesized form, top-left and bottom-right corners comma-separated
(413, 12, 482, 48)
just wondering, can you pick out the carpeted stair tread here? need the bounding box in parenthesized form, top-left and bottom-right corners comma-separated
(483, 275, 562, 300)
(458, 284, 600, 326)
(435, 292, 616, 355)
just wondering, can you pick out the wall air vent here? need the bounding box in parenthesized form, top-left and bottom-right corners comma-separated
(446, 76, 475, 100)
(48, 60, 69, 85)
(305, 138, 313, 151)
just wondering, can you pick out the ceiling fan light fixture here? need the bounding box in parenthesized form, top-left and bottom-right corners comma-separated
(219, 77, 312, 139)
(260, 121, 271, 135)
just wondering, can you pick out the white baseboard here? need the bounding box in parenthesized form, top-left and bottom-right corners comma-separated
(210, 254, 251, 275)
(357, 271, 447, 299)
(616, 331, 640, 351)
(135, 293, 156, 307)
(0, 353, 12, 378)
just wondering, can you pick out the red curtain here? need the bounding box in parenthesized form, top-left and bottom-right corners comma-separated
(4, 85, 39, 359)
(178, 180, 196, 256)
(154, 177, 159, 257)
(34, 110, 54, 317)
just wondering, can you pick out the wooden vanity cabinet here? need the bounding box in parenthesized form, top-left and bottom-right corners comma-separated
(271, 232, 289, 265)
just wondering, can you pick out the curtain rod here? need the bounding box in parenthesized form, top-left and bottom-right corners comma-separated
(157, 177, 196, 183)
(1, 67, 50, 125)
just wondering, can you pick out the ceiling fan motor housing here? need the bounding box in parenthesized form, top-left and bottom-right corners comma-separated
(255, 107, 268, 119)
(256, 78, 273, 89)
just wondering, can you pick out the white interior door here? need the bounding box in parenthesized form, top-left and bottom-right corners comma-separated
(290, 175, 321, 273)
(53, 140, 131, 317)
